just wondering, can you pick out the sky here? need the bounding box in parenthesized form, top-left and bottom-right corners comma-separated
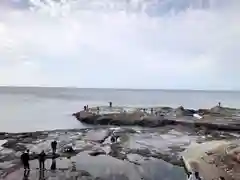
(0, 0, 239, 90)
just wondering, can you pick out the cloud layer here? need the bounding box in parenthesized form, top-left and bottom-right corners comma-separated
(0, 0, 239, 90)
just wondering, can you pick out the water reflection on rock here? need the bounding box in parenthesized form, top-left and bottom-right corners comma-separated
(0, 126, 238, 180)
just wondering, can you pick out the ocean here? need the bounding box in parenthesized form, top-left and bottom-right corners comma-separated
(1, 86, 240, 132)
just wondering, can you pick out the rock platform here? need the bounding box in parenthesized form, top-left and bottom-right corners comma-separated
(181, 140, 240, 180)
(73, 106, 240, 131)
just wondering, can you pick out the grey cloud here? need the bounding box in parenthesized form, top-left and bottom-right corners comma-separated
(0, 0, 239, 89)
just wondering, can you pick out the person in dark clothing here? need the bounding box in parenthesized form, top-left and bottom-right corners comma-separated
(21, 150, 30, 170)
(38, 150, 46, 170)
(51, 141, 57, 154)
(109, 102, 112, 108)
(111, 134, 120, 143)
(218, 102, 221, 107)
(194, 171, 201, 180)
(150, 108, 153, 114)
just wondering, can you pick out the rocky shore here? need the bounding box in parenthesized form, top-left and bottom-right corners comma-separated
(0, 125, 239, 180)
(182, 139, 240, 180)
(73, 105, 240, 131)
(1, 105, 240, 179)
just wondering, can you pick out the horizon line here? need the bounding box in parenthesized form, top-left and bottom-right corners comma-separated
(0, 85, 239, 92)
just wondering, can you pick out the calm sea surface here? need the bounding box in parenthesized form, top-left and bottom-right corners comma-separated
(1, 87, 240, 132)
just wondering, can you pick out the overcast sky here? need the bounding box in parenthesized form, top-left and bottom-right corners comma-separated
(0, 0, 239, 90)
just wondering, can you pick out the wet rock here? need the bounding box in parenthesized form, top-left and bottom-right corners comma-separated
(0, 154, 18, 163)
(125, 148, 182, 166)
(175, 106, 196, 117)
(126, 148, 151, 156)
(0, 133, 8, 140)
(73, 106, 240, 131)
(1, 126, 238, 180)
(2, 140, 26, 152)
(84, 129, 111, 143)
(108, 143, 126, 160)
(63, 146, 75, 153)
(101, 174, 130, 180)
(89, 150, 106, 156)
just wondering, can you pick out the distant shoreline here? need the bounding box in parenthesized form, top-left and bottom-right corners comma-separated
(0, 85, 238, 92)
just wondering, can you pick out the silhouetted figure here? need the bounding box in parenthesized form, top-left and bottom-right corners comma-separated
(84, 106, 87, 111)
(51, 140, 57, 154)
(111, 134, 120, 143)
(218, 102, 221, 107)
(194, 172, 201, 180)
(97, 106, 100, 114)
(150, 108, 153, 114)
(38, 150, 46, 170)
(63, 146, 75, 154)
(109, 102, 112, 108)
(50, 157, 56, 170)
(188, 171, 201, 180)
(21, 150, 30, 170)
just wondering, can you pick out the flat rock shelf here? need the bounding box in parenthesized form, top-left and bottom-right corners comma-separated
(181, 140, 240, 180)
(73, 106, 240, 131)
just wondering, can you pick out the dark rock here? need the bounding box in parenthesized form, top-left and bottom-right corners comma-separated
(2, 140, 26, 152)
(96, 116, 112, 125)
(0, 154, 17, 162)
(175, 106, 196, 117)
(108, 143, 126, 160)
(89, 150, 106, 156)
(63, 146, 75, 153)
(74, 110, 240, 131)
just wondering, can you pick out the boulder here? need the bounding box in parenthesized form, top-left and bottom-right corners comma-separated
(89, 150, 106, 156)
(175, 106, 196, 117)
(2, 140, 27, 152)
(63, 146, 75, 153)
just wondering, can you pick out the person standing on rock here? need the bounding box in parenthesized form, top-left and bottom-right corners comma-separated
(188, 161, 202, 180)
(38, 150, 46, 170)
(150, 108, 154, 114)
(21, 149, 30, 170)
(109, 102, 112, 108)
(218, 102, 221, 107)
(51, 140, 57, 154)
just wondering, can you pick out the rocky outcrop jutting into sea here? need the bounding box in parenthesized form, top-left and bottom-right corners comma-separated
(73, 105, 240, 131)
